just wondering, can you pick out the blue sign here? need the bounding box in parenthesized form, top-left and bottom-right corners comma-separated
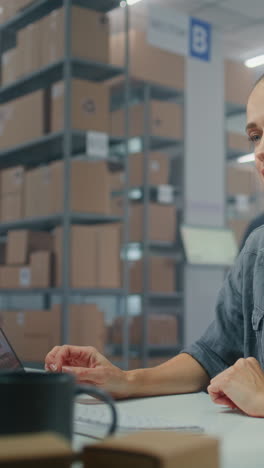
(189, 17, 211, 62)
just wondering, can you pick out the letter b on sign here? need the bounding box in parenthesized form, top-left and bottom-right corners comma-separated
(189, 17, 211, 62)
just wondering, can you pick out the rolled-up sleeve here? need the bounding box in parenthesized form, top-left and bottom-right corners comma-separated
(180, 250, 244, 378)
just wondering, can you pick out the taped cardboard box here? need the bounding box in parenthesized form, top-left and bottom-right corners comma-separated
(42, 6, 109, 67)
(225, 60, 255, 106)
(83, 431, 219, 468)
(111, 100, 183, 140)
(128, 257, 175, 294)
(52, 304, 106, 352)
(6, 230, 53, 265)
(0, 90, 45, 150)
(0, 433, 73, 468)
(0, 308, 60, 362)
(110, 29, 185, 90)
(51, 79, 109, 134)
(54, 224, 121, 288)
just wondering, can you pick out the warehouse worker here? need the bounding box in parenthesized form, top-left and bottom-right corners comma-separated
(46, 75, 264, 418)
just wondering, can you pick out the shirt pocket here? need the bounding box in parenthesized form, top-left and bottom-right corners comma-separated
(252, 308, 264, 367)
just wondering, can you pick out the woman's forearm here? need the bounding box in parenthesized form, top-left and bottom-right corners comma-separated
(124, 353, 210, 398)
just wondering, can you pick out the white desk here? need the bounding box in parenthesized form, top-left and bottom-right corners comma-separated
(74, 392, 264, 468)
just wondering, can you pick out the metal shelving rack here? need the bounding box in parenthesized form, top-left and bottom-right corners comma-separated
(0, 0, 184, 369)
(111, 74, 184, 367)
(0, 0, 133, 368)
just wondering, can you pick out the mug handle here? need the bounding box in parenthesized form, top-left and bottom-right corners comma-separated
(75, 385, 118, 436)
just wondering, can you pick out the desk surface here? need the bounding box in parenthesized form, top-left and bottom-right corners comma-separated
(74, 392, 264, 468)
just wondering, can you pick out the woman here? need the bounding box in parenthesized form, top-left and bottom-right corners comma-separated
(46, 75, 264, 418)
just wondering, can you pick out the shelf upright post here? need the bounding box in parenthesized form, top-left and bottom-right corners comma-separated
(61, 0, 72, 344)
(141, 83, 151, 368)
(121, 1, 131, 370)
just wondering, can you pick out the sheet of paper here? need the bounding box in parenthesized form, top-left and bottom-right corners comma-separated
(74, 402, 204, 439)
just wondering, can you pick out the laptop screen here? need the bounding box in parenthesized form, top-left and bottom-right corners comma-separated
(0, 328, 24, 371)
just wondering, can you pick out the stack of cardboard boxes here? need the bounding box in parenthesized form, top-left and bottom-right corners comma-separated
(0, 225, 122, 290)
(0, 230, 53, 289)
(110, 314, 179, 347)
(0, 5, 110, 150)
(0, 303, 106, 361)
(0, 167, 25, 222)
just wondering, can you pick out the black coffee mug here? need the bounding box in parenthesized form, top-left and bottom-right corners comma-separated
(0, 371, 117, 440)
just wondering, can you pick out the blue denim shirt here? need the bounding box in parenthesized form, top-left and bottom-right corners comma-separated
(181, 225, 264, 378)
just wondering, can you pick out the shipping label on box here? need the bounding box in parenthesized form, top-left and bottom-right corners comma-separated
(157, 185, 174, 204)
(19, 267, 31, 287)
(86, 131, 109, 159)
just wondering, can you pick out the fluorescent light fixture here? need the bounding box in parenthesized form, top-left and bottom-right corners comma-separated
(237, 152, 255, 164)
(245, 55, 264, 68)
(120, 0, 143, 6)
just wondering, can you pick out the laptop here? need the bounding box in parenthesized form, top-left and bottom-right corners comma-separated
(0, 328, 25, 371)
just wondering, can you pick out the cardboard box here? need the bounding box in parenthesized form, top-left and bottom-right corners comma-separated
(110, 29, 185, 90)
(225, 59, 255, 106)
(227, 132, 251, 153)
(112, 203, 176, 242)
(0, 266, 31, 289)
(0, 308, 61, 361)
(53, 303, 106, 352)
(24, 165, 51, 218)
(25, 160, 112, 217)
(0, 433, 73, 468)
(17, 21, 42, 78)
(228, 218, 250, 245)
(128, 257, 175, 294)
(51, 79, 109, 134)
(1, 166, 25, 196)
(111, 100, 183, 140)
(129, 152, 170, 186)
(0, 91, 45, 150)
(54, 224, 121, 288)
(1, 49, 18, 86)
(110, 153, 170, 190)
(111, 314, 178, 346)
(42, 6, 109, 67)
(0, 193, 24, 222)
(130, 314, 178, 346)
(83, 431, 219, 468)
(30, 251, 53, 288)
(227, 165, 257, 196)
(6, 230, 53, 265)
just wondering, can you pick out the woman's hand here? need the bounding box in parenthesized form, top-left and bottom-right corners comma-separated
(207, 357, 264, 417)
(45, 345, 132, 399)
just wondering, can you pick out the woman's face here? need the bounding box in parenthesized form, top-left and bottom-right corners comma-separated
(247, 80, 264, 178)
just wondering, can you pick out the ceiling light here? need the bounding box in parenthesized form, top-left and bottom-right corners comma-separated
(245, 55, 264, 68)
(120, 0, 143, 6)
(237, 153, 255, 164)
